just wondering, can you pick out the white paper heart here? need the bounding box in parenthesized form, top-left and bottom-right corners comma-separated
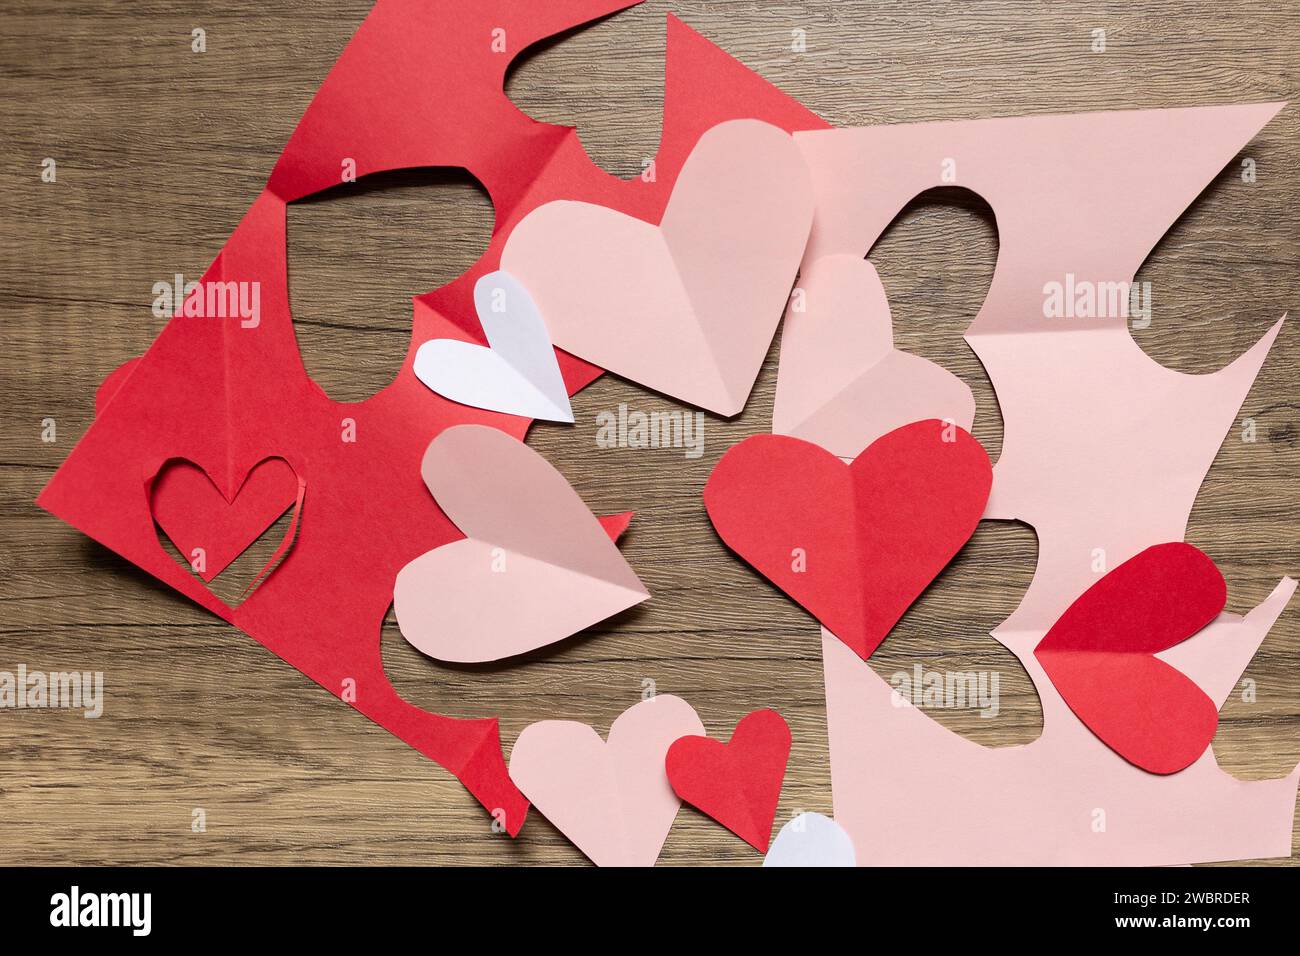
(414, 270, 574, 422)
(393, 425, 648, 663)
(762, 812, 857, 867)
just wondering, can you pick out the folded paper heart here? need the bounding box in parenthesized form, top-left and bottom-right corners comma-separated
(1034, 542, 1227, 775)
(774, 254, 975, 459)
(703, 420, 992, 659)
(665, 708, 791, 851)
(413, 270, 574, 423)
(501, 118, 814, 417)
(393, 425, 649, 663)
(509, 695, 705, 867)
(149, 456, 301, 584)
(763, 812, 857, 867)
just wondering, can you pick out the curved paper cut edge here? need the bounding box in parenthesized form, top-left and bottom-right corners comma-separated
(394, 542, 649, 663)
(414, 340, 575, 423)
(704, 421, 991, 660)
(147, 455, 303, 586)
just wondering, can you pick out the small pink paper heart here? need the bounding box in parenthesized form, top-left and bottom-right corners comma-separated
(393, 425, 648, 663)
(774, 254, 975, 459)
(509, 695, 705, 867)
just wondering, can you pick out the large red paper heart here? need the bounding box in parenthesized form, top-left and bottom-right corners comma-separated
(703, 420, 992, 659)
(665, 709, 791, 851)
(1034, 542, 1226, 775)
(149, 457, 301, 584)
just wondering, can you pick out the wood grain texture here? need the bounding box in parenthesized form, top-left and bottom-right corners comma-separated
(0, 0, 1297, 866)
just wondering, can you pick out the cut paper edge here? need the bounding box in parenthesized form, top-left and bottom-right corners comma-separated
(394, 541, 649, 663)
(414, 340, 575, 423)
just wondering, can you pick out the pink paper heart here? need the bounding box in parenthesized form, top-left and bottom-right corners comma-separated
(774, 254, 975, 459)
(150, 456, 300, 583)
(509, 695, 705, 867)
(501, 119, 814, 417)
(392, 425, 648, 663)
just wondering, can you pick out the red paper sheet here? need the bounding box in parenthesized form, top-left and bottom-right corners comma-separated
(37, 0, 830, 831)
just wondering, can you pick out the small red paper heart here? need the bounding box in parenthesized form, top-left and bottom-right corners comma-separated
(666, 709, 791, 851)
(703, 420, 992, 659)
(1034, 542, 1226, 775)
(150, 457, 300, 583)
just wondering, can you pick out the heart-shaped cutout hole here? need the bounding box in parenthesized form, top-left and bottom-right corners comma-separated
(149, 456, 304, 604)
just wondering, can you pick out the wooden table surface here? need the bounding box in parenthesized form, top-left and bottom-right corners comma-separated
(1, 0, 1298, 866)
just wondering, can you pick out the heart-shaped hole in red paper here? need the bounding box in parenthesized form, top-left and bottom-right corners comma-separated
(149, 456, 303, 601)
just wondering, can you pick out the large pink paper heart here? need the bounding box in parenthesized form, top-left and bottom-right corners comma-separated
(509, 695, 705, 867)
(501, 119, 814, 417)
(774, 254, 975, 459)
(392, 425, 648, 663)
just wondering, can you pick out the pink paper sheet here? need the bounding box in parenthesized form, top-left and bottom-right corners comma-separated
(789, 102, 1297, 864)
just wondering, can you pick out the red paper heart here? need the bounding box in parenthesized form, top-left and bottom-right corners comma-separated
(150, 457, 301, 583)
(1034, 542, 1226, 774)
(703, 420, 992, 659)
(665, 709, 791, 851)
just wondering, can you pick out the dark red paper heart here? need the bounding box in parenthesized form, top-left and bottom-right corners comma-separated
(1034, 542, 1226, 775)
(150, 457, 301, 583)
(665, 709, 791, 851)
(703, 420, 992, 659)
